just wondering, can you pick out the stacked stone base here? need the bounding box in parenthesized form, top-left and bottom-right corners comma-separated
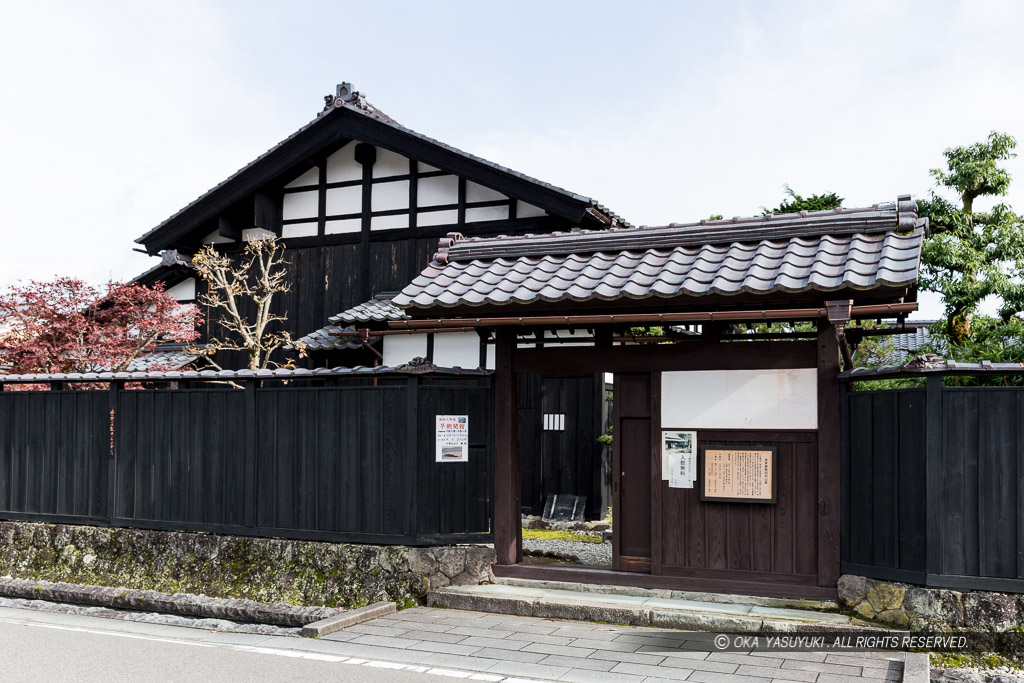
(839, 574, 1023, 633)
(0, 521, 494, 610)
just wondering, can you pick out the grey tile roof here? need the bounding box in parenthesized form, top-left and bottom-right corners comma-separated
(394, 197, 926, 310)
(0, 364, 489, 385)
(295, 325, 378, 352)
(330, 293, 409, 324)
(136, 89, 625, 246)
(296, 294, 405, 352)
(842, 359, 1024, 380)
(126, 345, 200, 372)
(889, 323, 938, 354)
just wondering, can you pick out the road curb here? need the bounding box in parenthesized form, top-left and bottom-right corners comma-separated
(299, 600, 396, 638)
(0, 577, 345, 628)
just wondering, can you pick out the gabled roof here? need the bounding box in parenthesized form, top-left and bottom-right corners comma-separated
(125, 343, 200, 372)
(295, 324, 379, 352)
(393, 196, 926, 311)
(136, 86, 625, 254)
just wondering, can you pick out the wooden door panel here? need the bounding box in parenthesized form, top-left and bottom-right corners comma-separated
(613, 373, 652, 572)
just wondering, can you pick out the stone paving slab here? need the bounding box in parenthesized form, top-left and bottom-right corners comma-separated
(430, 584, 860, 635)
(0, 603, 916, 682)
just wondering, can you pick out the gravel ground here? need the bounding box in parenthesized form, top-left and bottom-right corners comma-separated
(932, 668, 1024, 682)
(0, 596, 300, 636)
(522, 539, 611, 567)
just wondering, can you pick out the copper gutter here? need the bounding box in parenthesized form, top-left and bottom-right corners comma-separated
(388, 302, 919, 330)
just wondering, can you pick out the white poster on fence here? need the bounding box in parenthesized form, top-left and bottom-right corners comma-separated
(435, 415, 469, 463)
(663, 430, 696, 488)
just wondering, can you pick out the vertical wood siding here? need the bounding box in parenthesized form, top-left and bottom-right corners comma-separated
(0, 378, 492, 545)
(843, 384, 1024, 592)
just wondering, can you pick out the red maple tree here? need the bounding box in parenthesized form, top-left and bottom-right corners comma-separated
(0, 278, 201, 376)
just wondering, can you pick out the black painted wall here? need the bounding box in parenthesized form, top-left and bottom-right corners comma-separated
(842, 379, 1024, 592)
(0, 377, 492, 545)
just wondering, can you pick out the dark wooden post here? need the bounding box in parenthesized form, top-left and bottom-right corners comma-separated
(244, 381, 257, 529)
(493, 328, 521, 565)
(817, 322, 841, 587)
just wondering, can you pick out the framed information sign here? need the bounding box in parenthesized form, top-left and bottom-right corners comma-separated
(698, 446, 776, 503)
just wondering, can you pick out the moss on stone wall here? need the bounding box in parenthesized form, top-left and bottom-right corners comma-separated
(0, 522, 494, 609)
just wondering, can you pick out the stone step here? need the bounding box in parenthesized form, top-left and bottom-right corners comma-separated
(428, 583, 876, 634)
(491, 574, 839, 611)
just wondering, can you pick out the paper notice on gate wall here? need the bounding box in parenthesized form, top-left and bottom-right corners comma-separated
(664, 430, 696, 488)
(436, 415, 469, 463)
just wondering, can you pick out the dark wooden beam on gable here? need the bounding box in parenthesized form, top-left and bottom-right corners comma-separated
(254, 191, 283, 235)
(218, 215, 241, 241)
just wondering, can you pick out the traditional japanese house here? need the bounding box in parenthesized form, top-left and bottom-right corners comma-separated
(391, 198, 925, 597)
(130, 83, 616, 518)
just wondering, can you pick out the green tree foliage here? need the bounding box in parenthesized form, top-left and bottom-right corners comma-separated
(762, 185, 843, 215)
(919, 132, 1024, 342)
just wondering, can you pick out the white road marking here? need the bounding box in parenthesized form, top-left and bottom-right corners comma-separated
(0, 612, 553, 682)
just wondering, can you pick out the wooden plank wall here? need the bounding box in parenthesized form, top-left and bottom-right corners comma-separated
(842, 384, 1024, 592)
(0, 391, 109, 523)
(518, 373, 607, 520)
(0, 378, 492, 545)
(656, 430, 820, 588)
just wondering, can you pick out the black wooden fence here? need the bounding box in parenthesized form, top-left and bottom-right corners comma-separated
(842, 377, 1024, 592)
(0, 375, 492, 545)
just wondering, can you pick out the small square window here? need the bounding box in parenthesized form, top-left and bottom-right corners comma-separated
(543, 413, 565, 431)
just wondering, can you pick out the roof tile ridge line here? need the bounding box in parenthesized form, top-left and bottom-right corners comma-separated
(445, 223, 900, 261)
(433, 231, 467, 265)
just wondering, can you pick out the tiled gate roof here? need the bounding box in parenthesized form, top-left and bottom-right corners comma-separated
(394, 196, 926, 310)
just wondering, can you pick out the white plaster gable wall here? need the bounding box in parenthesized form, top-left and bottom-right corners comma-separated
(326, 144, 360, 183)
(516, 200, 546, 218)
(383, 334, 428, 366)
(282, 190, 318, 220)
(371, 179, 409, 212)
(432, 331, 482, 368)
(661, 368, 817, 430)
(284, 167, 318, 189)
(326, 185, 362, 215)
(325, 219, 360, 234)
(165, 278, 196, 302)
(466, 181, 505, 203)
(417, 209, 458, 227)
(281, 222, 318, 238)
(466, 205, 509, 222)
(373, 148, 410, 178)
(418, 175, 459, 206)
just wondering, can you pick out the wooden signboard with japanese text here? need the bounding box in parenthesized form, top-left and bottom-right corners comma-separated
(699, 446, 776, 503)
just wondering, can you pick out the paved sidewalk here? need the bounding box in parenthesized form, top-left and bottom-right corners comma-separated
(323, 606, 910, 682)
(0, 603, 918, 683)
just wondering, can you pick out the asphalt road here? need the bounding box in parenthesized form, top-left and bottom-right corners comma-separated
(0, 613, 444, 683)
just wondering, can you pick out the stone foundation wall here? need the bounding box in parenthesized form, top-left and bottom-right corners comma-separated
(0, 522, 494, 609)
(838, 574, 1024, 632)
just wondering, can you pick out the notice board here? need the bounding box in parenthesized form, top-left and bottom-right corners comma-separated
(699, 446, 776, 503)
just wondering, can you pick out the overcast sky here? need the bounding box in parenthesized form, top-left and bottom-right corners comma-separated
(2, 0, 1022, 319)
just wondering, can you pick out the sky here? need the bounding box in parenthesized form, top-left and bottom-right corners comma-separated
(2, 0, 1023, 320)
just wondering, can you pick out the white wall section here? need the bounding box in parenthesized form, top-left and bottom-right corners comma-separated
(466, 181, 505, 203)
(418, 176, 459, 206)
(383, 334, 429, 366)
(326, 145, 360, 183)
(282, 190, 319, 220)
(373, 148, 409, 178)
(661, 368, 817, 430)
(417, 209, 458, 227)
(466, 206, 509, 223)
(432, 331, 481, 368)
(282, 222, 318, 238)
(516, 201, 546, 218)
(284, 167, 318, 189)
(201, 229, 234, 244)
(325, 219, 361, 234)
(165, 278, 196, 302)
(326, 185, 362, 215)
(371, 179, 409, 212)
(371, 214, 409, 230)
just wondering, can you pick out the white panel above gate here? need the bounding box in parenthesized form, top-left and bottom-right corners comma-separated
(661, 369, 817, 430)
